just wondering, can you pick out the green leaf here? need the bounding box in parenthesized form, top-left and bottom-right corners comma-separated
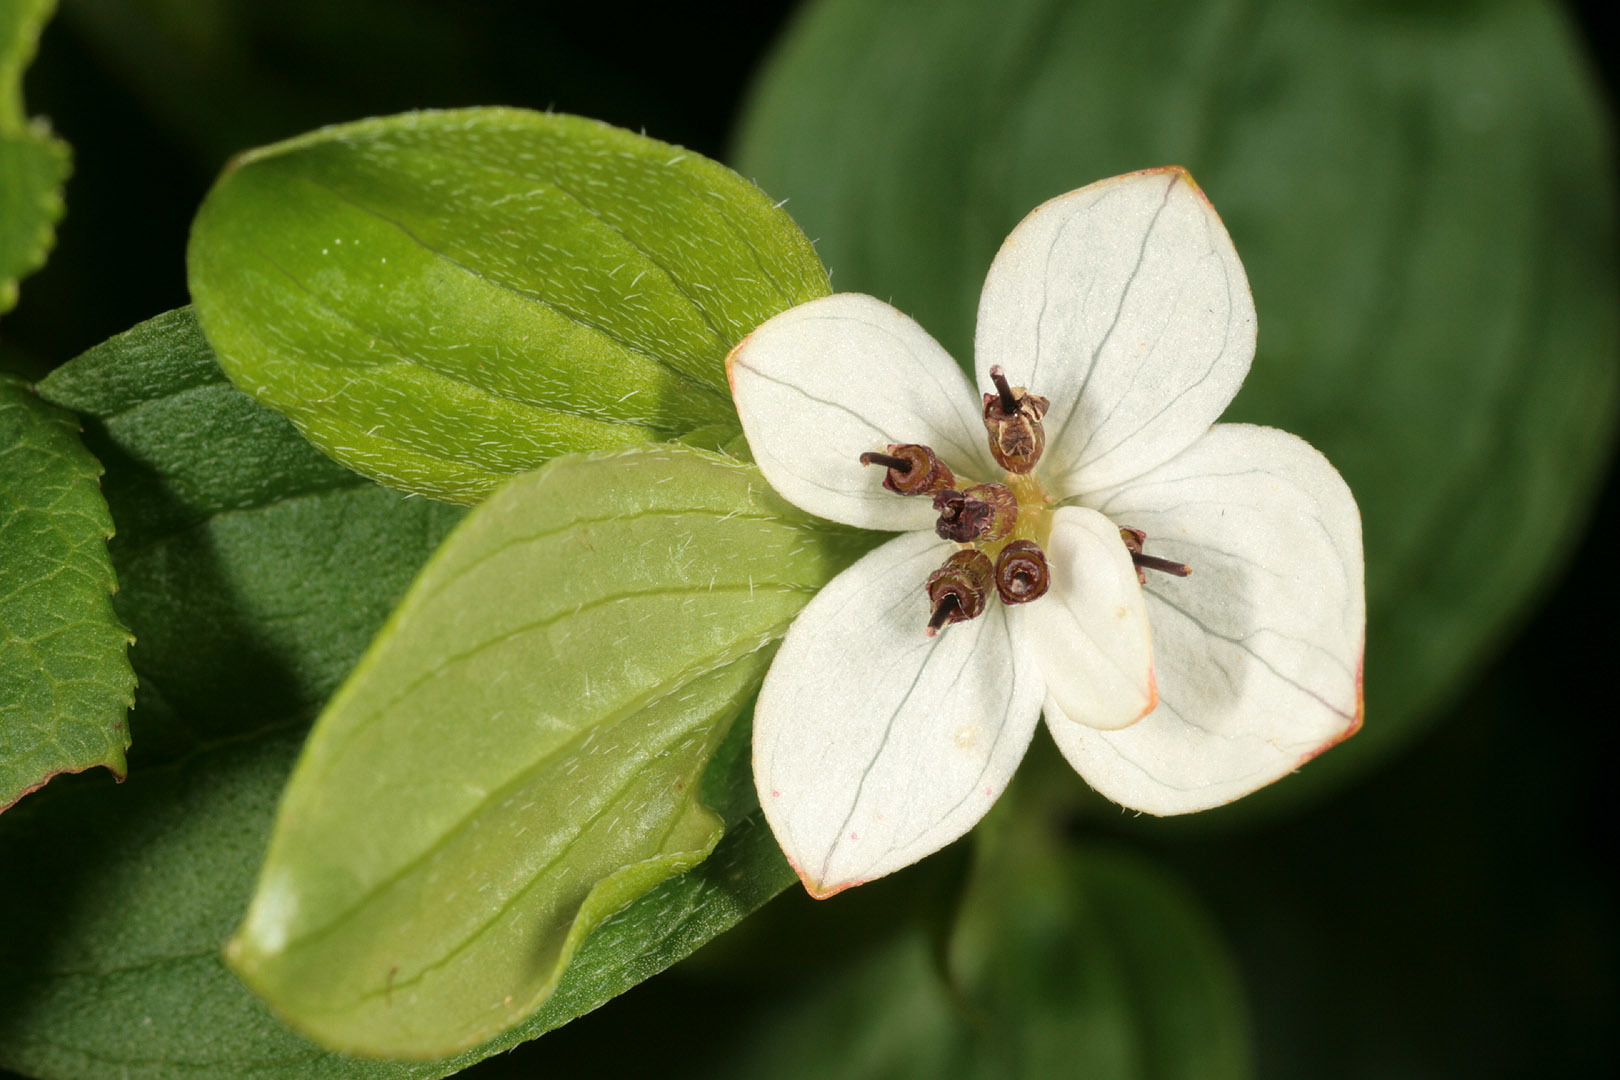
(704, 834, 1251, 1080)
(0, 309, 843, 1076)
(734, 0, 1619, 800)
(35, 308, 415, 766)
(1, 309, 457, 1078)
(230, 442, 878, 1059)
(0, 710, 793, 1080)
(187, 107, 830, 504)
(0, 373, 133, 811)
(0, 0, 71, 316)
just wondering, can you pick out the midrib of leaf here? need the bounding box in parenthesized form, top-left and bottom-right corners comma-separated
(409, 505, 830, 608)
(330, 659, 751, 1008)
(299, 171, 733, 401)
(277, 624, 786, 959)
(383, 145, 747, 349)
(346, 580, 808, 732)
(247, 245, 723, 454)
(230, 108, 820, 316)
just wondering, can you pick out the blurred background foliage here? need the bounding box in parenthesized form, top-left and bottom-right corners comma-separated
(2, 1, 1615, 1077)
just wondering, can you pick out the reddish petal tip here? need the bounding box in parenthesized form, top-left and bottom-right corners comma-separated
(723, 333, 752, 394)
(1298, 651, 1365, 765)
(785, 854, 864, 900)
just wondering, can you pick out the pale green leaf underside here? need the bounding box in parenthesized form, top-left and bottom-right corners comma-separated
(2, 310, 807, 1079)
(231, 443, 879, 1058)
(0, 0, 70, 315)
(187, 107, 830, 504)
(0, 717, 793, 1080)
(0, 374, 133, 812)
(735, 0, 1619, 799)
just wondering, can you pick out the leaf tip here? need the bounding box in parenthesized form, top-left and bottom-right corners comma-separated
(228, 866, 300, 973)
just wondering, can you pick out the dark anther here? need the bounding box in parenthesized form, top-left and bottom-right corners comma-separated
(1119, 526, 1190, 582)
(989, 365, 1019, 415)
(995, 540, 1051, 604)
(860, 443, 955, 496)
(932, 483, 1017, 544)
(859, 452, 913, 473)
(981, 371, 1051, 474)
(933, 489, 986, 542)
(924, 549, 993, 636)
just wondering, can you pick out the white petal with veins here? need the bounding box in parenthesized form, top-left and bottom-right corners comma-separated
(729, 293, 997, 531)
(975, 167, 1255, 499)
(1049, 424, 1365, 814)
(753, 530, 1044, 897)
(1016, 506, 1156, 732)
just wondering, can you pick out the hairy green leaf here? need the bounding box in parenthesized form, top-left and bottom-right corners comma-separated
(705, 834, 1251, 1080)
(230, 443, 878, 1058)
(187, 107, 829, 504)
(0, 0, 70, 316)
(735, 0, 1619, 801)
(0, 374, 132, 811)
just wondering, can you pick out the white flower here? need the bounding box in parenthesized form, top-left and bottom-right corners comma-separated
(727, 167, 1364, 898)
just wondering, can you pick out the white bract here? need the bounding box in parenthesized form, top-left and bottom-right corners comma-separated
(728, 167, 1364, 898)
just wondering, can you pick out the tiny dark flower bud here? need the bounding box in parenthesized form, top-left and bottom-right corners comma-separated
(968, 483, 1018, 542)
(932, 489, 983, 542)
(925, 549, 994, 636)
(995, 540, 1051, 605)
(1119, 525, 1191, 582)
(931, 483, 1017, 543)
(859, 443, 956, 496)
(982, 365, 1051, 474)
(1118, 526, 1147, 583)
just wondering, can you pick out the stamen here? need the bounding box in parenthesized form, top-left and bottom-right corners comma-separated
(995, 540, 1050, 604)
(1131, 552, 1192, 577)
(933, 489, 989, 543)
(933, 483, 1017, 543)
(859, 451, 913, 473)
(924, 549, 993, 635)
(988, 364, 1019, 414)
(925, 592, 961, 637)
(861, 443, 955, 496)
(981, 371, 1050, 474)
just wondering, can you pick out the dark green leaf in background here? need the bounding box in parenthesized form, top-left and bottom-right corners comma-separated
(187, 107, 829, 504)
(229, 444, 880, 1058)
(0, 307, 457, 1078)
(701, 832, 1250, 1080)
(32, 307, 411, 762)
(0, 373, 132, 811)
(0, 0, 70, 316)
(734, 0, 1620, 804)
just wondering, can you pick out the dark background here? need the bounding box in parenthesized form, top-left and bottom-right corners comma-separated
(5, 2, 1615, 1077)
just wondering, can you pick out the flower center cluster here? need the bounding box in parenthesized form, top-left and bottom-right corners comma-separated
(859, 366, 1055, 636)
(861, 366, 1193, 636)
